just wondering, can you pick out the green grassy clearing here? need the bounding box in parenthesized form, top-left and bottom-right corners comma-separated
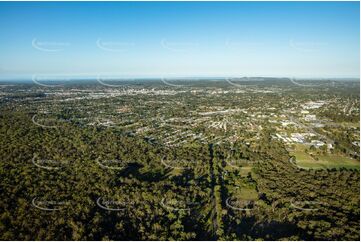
(291, 144, 359, 170)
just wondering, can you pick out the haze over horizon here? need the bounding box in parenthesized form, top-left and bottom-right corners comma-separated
(0, 1, 359, 79)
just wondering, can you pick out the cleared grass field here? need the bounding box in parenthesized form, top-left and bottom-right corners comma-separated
(236, 187, 258, 200)
(291, 144, 359, 170)
(224, 159, 255, 176)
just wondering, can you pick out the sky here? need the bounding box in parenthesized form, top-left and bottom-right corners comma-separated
(0, 1, 359, 79)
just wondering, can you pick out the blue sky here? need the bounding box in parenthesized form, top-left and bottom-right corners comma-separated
(0, 1, 359, 79)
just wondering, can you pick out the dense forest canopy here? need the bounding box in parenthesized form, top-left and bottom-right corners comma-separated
(0, 79, 359, 240)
